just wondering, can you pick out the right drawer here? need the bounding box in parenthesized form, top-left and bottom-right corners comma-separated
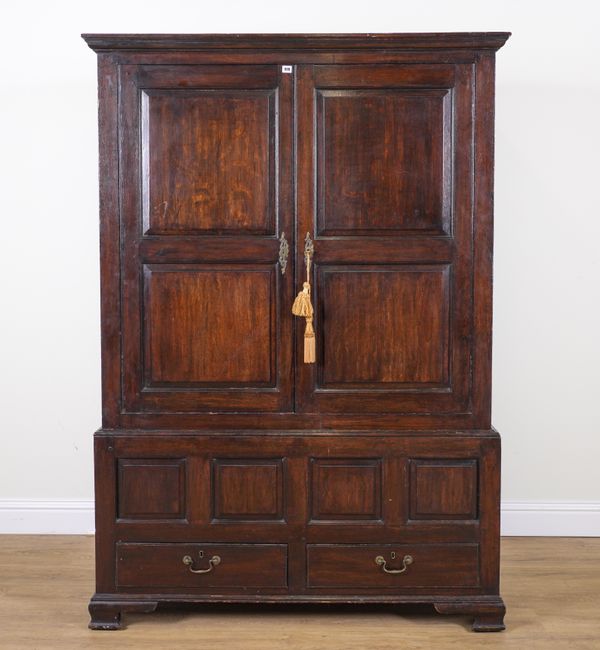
(307, 543, 479, 588)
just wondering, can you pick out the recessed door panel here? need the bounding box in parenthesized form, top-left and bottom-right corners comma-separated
(143, 89, 276, 235)
(317, 89, 451, 236)
(320, 266, 450, 387)
(144, 265, 275, 386)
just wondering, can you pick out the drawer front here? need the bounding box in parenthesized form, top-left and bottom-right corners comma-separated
(116, 543, 287, 589)
(307, 544, 479, 588)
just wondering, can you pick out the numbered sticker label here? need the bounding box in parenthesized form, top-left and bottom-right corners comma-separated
(282, 65, 293, 73)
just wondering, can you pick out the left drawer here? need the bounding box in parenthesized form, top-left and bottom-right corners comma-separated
(116, 543, 288, 589)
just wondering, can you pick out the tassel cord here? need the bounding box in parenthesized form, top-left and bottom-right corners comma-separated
(291, 238, 316, 363)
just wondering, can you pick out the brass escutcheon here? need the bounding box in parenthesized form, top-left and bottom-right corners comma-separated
(279, 232, 289, 275)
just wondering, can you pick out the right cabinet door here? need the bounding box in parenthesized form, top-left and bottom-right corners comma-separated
(296, 63, 480, 417)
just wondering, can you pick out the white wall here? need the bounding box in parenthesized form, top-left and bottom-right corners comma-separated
(1, 0, 599, 533)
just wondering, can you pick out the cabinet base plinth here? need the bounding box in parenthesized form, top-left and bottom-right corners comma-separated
(434, 598, 506, 632)
(88, 598, 158, 630)
(89, 594, 505, 632)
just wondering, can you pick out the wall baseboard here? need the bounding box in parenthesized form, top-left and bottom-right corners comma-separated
(0, 500, 95, 535)
(501, 501, 600, 536)
(0, 499, 598, 536)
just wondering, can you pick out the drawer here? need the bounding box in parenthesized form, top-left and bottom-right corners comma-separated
(116, 543, 287, 589)
(307, 544, 479, 588)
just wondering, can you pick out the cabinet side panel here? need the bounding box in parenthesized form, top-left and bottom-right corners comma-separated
(479, 436, 501, 593)
(94, 434, 117, 593)
(97, 54, 121, 427)
(472, 53, 497, 427)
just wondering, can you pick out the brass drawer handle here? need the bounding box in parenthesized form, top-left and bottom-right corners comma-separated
(182, 554, 221, 574)
(375, 554, 413, 574)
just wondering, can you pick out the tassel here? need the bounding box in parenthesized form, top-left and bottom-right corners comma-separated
(292, 234, 316, 364)
(303, 316, 316, 363)
(292, 283, 313, 318)
(292, 282, 315, 364)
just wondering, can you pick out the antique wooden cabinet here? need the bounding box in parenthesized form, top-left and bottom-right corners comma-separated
(83, 32, 510, 632)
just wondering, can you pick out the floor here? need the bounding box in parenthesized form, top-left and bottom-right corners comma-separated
(0, 537, 598, 649)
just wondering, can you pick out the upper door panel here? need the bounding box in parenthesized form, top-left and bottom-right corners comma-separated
(136, 65, 278, 236)
(119, 65, 294, 414)
(314, 65, 453, 237)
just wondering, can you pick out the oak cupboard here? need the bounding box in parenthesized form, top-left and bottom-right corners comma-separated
(82, 32, 510, 632)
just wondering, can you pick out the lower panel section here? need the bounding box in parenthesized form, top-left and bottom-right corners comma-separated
(92, 429, 502, 630)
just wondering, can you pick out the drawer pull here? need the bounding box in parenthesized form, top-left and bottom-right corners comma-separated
(182, 554, 221, 574)
(375, 554, 413, 574)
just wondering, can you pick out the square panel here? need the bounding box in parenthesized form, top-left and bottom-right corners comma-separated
(213, 459, 285, 521)
(117, 458, 186, 520)
(319, 265, 450, 387)
(310, 458, 382, 521)
(317, 89, 451, 236)
(142, 89, 276, 235)
(143, 264, 275, 386)
(409, 459, 478, 520)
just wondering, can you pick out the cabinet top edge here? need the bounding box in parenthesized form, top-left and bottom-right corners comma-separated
(81, 32, 511, 53)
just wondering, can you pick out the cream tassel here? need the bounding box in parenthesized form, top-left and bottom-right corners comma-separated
(292, 282, 315, 363)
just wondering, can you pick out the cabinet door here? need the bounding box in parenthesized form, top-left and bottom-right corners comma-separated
(296, 64, 476, 415)
(119, 65, 294, 413)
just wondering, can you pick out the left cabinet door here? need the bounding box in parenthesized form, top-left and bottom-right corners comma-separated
(119, 65, 294, 413)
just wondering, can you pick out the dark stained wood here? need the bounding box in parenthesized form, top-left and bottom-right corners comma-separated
(88, 600, 158, 631)
(92, 435, 117, 594)
(144, 88, 275, 235)
(213, 458, 285, 521)
(116, 543, 288, 589)
(144, 265, 274, 385)
(320, 266, 449, 386)
(89, 430, 504, 627)
(102, 432, 494, 543)
(84, 33, 509, 632)
(434, 598, 506, 632)
(96, 55, 121, 428)
(313, 63, 455, 88)
(117, 458, 186, 520)
(310, 458, 382, 521)
(117, 63, 294, 414)
(82, 32, 511, 52)
(296, 61, 472, 416)
(317, 89, 449, 236)
(409, 460, 478, 520)
(307, 544, 479, 588)
(471, 53, 497, 429)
